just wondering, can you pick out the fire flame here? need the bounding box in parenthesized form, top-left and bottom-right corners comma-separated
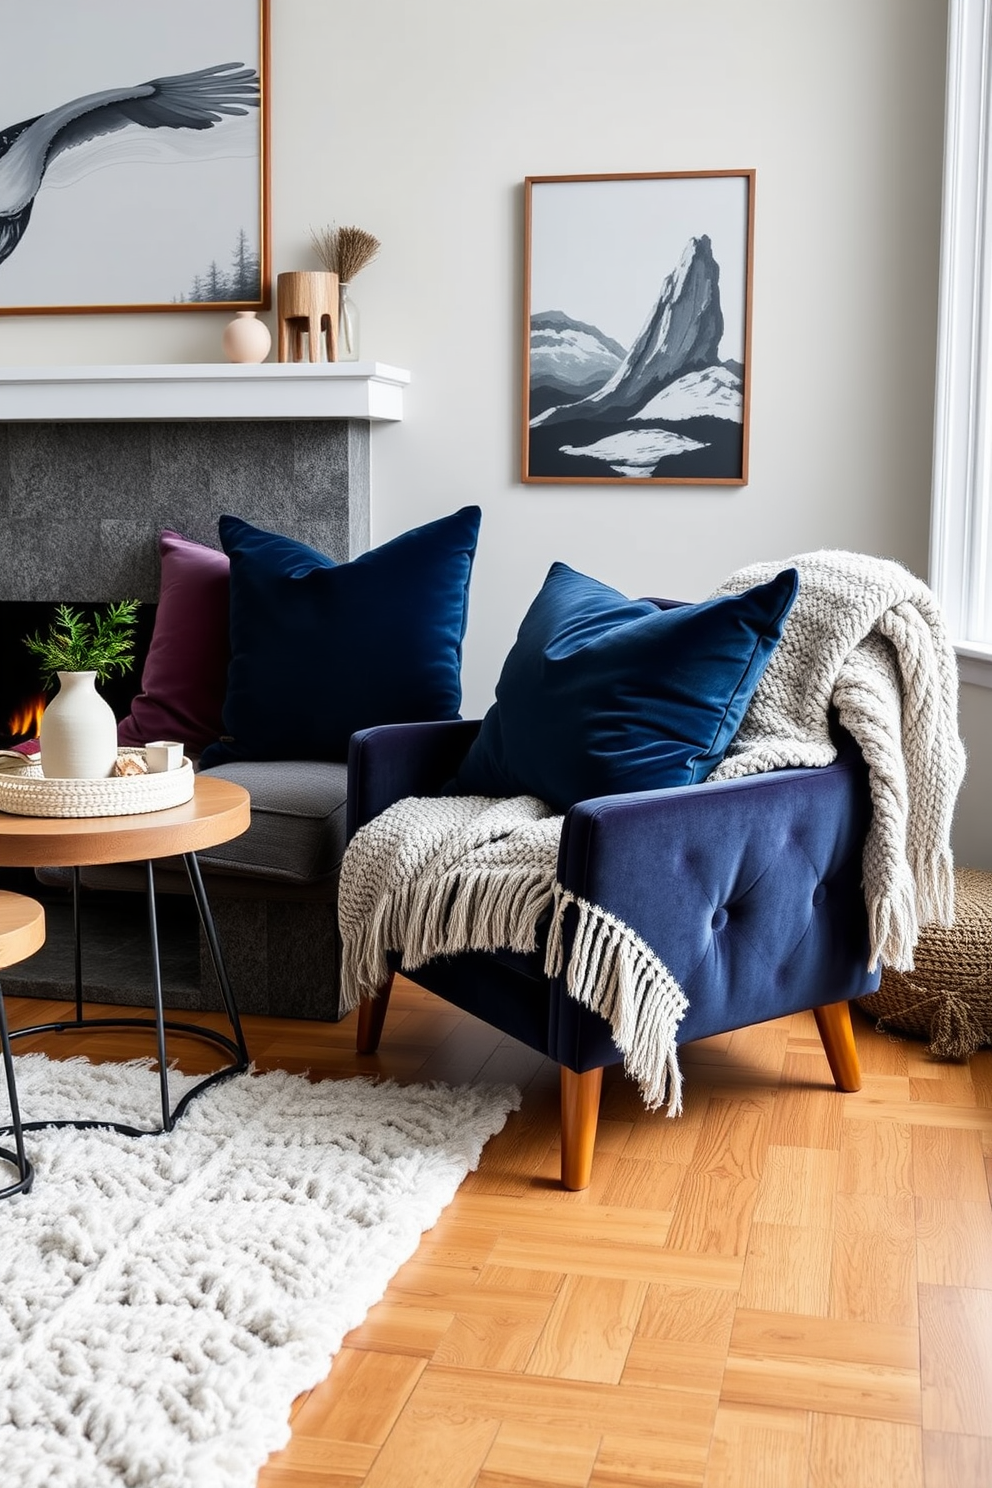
(7, 695, 46, 741)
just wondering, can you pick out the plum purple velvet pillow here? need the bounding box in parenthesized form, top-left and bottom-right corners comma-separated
(117, 530, 230, 756)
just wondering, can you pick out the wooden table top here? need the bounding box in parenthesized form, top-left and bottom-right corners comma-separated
(0, 775, 251, 869)
(0, 891, 46, 969)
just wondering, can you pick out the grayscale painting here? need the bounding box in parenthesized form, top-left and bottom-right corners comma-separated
(0, 0, 268, 314)
(523, 172, 754, 485)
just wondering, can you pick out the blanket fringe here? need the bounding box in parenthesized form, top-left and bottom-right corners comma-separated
(340, 861, 558, 1014)
(406, 865, 556, 968)
(915, 849, 957, 932)
(868, 872, 920, 973)
(339, 876, 419, 1013)
(547, 886, 688, 1115)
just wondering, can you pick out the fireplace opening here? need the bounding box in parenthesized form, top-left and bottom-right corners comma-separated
(0, 602, 158, 751)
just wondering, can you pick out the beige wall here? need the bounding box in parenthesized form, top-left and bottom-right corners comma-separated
(4, 1, 986, 864)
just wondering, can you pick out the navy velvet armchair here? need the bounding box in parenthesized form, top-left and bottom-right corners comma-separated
(347, 717, 879, 1190)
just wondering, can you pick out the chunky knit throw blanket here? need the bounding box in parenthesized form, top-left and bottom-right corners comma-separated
(339, 549, 965, 1117)
(709, 550, 966, 971)
(338, 795, 689, 1113)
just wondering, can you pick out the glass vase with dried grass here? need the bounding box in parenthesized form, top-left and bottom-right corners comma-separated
(309, 224, 380, 361)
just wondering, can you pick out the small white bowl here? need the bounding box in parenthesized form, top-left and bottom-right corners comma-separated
(145, 740, 184, 772)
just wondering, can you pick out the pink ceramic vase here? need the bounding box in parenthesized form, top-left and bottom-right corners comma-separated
(222, 310, 272, 364)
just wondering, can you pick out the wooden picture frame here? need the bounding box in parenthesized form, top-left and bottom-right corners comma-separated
(523, 170, 754, 485)
(0, 0, 270, 315)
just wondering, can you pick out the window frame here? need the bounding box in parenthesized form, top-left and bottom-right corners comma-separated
(932, 0, 992, 688)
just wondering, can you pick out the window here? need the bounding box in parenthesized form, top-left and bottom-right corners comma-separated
(932, 0, 992, 686)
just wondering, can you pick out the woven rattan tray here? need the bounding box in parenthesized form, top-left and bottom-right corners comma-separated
(0, 751, 194, 819)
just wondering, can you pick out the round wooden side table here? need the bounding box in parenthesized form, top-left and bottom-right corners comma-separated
(0, 776, 252, 1138)
(0, 890, 45, 1198)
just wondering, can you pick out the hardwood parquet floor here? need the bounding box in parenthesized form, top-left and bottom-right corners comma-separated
(6, 977, 992, 1487)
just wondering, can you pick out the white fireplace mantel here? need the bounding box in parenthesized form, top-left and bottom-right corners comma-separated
(0, 362, 410, 423)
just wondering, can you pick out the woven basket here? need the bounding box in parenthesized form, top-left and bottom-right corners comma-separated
(857, 866, 992, 1060)
(0, 751, 194, 819)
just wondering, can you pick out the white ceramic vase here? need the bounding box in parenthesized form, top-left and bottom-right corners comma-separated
(222, 310, 272, 364)
(39, 671, 118, 779)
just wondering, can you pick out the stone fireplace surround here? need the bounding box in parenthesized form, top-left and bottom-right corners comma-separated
(0, 362, 411, 600)
(0, 362, 409, 1016)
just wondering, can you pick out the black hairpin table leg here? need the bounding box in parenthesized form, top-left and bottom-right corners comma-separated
(0, 980, 33, 1199)
(6, 855, 250, 1139)
(0, 774, 253, 1154)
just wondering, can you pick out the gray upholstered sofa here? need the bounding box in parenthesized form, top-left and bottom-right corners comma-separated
(24, 498, 481, 1023)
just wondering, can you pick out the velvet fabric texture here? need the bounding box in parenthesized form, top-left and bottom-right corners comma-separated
(200, 507, 481, 767)
(455, 562, 799, 812)
(117, 530, 230, 755)
(349, 716, 878, 1070)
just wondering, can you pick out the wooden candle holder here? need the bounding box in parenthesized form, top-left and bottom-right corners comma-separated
(277, 271, 340, 363)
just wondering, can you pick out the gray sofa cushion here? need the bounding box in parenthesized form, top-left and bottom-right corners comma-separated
(196, 760, 348, 883)
(36, 759, 349, 898)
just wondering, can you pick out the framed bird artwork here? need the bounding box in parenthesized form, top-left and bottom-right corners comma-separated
(0, 0, 270, 315)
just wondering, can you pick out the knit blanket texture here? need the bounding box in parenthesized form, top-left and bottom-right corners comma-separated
(709, 550, 966, 970)
(339, 549, 966, 1117)
(338, 794, 689, 1113)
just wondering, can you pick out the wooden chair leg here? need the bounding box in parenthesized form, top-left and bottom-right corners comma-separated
(813, 999, 862, 1092)
(560, 1065, 604, 1191)
(356, 974, 395, 1055)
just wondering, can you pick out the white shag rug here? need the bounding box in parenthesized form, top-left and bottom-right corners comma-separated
(0, 1054, 520, 1488)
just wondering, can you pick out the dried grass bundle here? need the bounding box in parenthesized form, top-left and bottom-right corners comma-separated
(309, 224, 380, 283)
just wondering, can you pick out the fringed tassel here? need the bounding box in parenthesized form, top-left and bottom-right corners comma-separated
(339, 875, 420, 1011)
(548, 886, 688, 1115)
(876, 969, 989, 1062)
(402, 865, 556, 973)
(929, 989, 987, 1061)
(339, 794, 562, 1011)
(869, 848, 957, 974)
(916, 848, 957, 931)
(868, 871, 920, 973)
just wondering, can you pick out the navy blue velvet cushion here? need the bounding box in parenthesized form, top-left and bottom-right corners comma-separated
(454, 561, 799, 812)
(200, 506, 481, 766)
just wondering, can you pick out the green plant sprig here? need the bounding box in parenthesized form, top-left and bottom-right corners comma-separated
(23, 600, 141, 690)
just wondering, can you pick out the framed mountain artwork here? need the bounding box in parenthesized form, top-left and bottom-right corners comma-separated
(0, 0, 270, 315)
(522, 170, 754, 485)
